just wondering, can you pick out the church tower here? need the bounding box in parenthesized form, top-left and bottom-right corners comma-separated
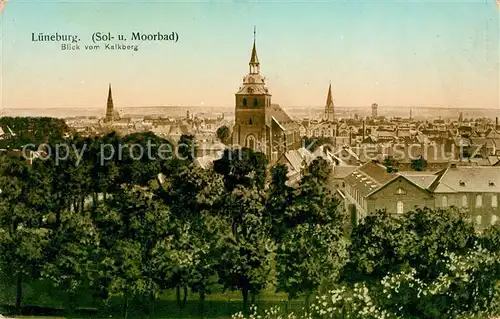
(105, 84, 114, 123)
(233, 27, 272, 154)
(324, 83, 334, 121)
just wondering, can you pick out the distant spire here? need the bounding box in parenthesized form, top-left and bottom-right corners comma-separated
(107, 83, 113, 103)
(324, 83, 334, 121)
(326, 83, 333, 106)
(105, 83, 114, 123)
(249, 26, 260, 73)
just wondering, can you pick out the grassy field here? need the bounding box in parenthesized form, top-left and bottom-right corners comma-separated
(0, 278, 305, 319)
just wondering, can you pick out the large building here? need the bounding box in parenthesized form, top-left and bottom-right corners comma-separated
(232, 30, 301, 163)
(343, 161, 500, 229)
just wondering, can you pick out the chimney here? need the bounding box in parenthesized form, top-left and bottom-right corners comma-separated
(362, 120, 365, 141)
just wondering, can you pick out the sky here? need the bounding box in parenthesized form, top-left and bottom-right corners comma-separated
(0, 0, 499, 110)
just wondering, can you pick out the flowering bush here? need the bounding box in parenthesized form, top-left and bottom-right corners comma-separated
(232, 245, 500, 319)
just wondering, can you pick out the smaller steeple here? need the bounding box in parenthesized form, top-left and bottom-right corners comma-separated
(324, 82, 334, 121)
(249, 26, 260, 74)
(326, 82, 333, 107)
(105, 83, 114, 123)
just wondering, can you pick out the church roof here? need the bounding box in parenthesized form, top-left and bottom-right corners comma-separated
(267, 104, 300, 130)
(236, 83, 269, 95)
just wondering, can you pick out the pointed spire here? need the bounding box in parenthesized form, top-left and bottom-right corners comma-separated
(324, 82, 334, 121)
(105, 83, 114, 123)
(107, 83, 113, 103)
(249, 26, 259, 73)
(326, 82, 333, 107)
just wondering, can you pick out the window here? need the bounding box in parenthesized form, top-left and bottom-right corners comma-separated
(476, 215, 482, 225)
(253, 98, 258, 107)
(248, 118, 253, 125)
(476, 195, 482, 207)
(397, 201, 404, 214)
(462, 195, 468, 207)
(249, 77, 255, 83)
(442, 196, 448, 207)
(492, 215, 498, 225)
(242, 98, 247, 107)
(247, 88, 254, 94)
(246, 135, 255, 149)
(492, 194, 498, 208)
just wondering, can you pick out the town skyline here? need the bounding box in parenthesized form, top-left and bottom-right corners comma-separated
(0, 0, 499, 110)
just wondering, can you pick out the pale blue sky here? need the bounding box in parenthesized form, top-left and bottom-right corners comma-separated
(0, 0, 499, 110)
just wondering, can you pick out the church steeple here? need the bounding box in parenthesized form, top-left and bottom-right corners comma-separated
(324, 82, 334, 121)
(249, 26, 260, 74)
(105, 83, 114, 123)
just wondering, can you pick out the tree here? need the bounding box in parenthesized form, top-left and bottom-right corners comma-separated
(384, 156, 398, 173)
(411, 156, 428, 171)
(41, 212, 98, 313)
(341, 210, 404, 284)
(216, 126, 231, 144)
(178, 134, 197, 162)
(0, 116, 69, 149)
(341, 208, 483, 318)
(481, 223, 500, 253)
(0, 157, 51, 314)
(276, 158, 346, 310)
(266, 164, 295, 242)
(399, 207, 476, 280)
(213, 147, 268, 191)
(156, 165, 225, 317)
(217, 186, 274, 315)
(89, 132, 121, 203)
(92, 187, 171, 319)
(118, 132, 171, 186)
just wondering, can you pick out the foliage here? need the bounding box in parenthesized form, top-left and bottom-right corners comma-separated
(218, 186, 275, 313)
(177, 134, 197, 162)
(216, 125, 231, 144)
(383, 156, 398, 173)
(213, 147, 268, 191)
(233, 242, 500, 319)
(0, 116, 69, 149)
(411, 156, 428, 171)
(275, 158, 347, 304)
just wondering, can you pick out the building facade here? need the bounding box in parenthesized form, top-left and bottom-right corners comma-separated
(342, 162, 500, 230)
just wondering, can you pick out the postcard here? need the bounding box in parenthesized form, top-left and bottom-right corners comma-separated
(0, 1, 499, 319)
